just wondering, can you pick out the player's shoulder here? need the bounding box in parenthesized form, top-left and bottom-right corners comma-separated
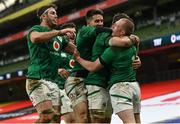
(27, 25, 42, 36)
(97, 32, 111, 38)
(30, 25, 49, 32)
(80, 25, 95, 31)
(77, 25, 96, 37)
(31, 25, 41, 30)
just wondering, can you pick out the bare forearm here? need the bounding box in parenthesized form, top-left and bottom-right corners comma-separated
(109, 36, 132, 47)
(31, 30, 60, 43)
(76, 57, 95, 71)
(76, 57, 103, 72)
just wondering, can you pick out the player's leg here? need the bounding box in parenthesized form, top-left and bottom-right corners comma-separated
(87, 85, 112, 123)
(132, 82, 141, 123)
(105, 94, 113, 123)
(48, 82, 61, 123)
(109, 82, 136, 123)
(73, 101, 89, 123)
(117, 109, 135, 123)
(60, 89, 76, 123)
(65, 76, 88, 123)
(63, 112, 76, 123)
(35, 101, 56, 123)
(26, 79, 57, 123)
(134, 113, 141, 123)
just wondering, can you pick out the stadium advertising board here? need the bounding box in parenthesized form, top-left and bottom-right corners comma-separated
(140, 32, 180, 50)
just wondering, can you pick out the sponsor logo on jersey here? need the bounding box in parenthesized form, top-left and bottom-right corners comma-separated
(53, 41, 60, 51)
(57, 36, 63, 43)
(131, 55, 135, 61)
(69, 59, 75, 68)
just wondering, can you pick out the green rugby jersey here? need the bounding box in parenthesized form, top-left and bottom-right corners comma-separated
(56, 53, 74, 89)
(27, 25, 68, 81)
(100, 46, 137, 89)
(73, 26, 97, 72)
(85, 32, 111, 88)
(60, 53, 75, 70)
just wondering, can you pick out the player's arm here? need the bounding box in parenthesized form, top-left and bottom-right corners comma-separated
(108, 35, 140, 47)
(132, 56, 141, 69)
(96, 27, 112, 34)
(30, 28, 75, 43)
(58, 68, 70, 78)
(74, 50, 103, 72)
(131, 34, 140, 46)
(108, 36, 133, 47)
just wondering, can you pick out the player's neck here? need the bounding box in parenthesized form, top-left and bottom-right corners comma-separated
(40, 21, 51, 30)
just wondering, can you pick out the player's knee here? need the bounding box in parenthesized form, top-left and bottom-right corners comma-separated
(77, 109, 88, 122)
(50, 112, 61, 123)
(79, 110, 88, 118)
(89, 109, 107, 123)
(39, 109, 55, 123)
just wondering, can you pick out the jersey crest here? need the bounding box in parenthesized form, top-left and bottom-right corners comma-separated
(69, 59, 75, 68)
(53, 41, 60, 51)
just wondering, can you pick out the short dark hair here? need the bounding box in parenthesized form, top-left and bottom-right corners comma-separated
(85, 9, 103, 20)
(59, 22, 76, 30)
(112, 13, 134, 24)
(36, 4, 57, 18)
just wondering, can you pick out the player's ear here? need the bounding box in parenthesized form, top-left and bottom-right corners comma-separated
(111, 24, 115, 29)
(41, 13, 47, 20)
(121, 30, 126, 36)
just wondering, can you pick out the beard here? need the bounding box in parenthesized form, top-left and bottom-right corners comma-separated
(47, 18, 57, 29)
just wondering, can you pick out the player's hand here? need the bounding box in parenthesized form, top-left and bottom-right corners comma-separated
(58, 68, 70, 78)
(130, 35, 140, 45)
(66, 31, 76, 41)
(59, 28, 75, 35)
(73, 49, 80, 60)
(132, 56, 141, 69)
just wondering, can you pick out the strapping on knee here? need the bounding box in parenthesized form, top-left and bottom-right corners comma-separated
(89, 109, 106, 119)
(41, 109, 54, 114)
(39, 109, 60, 123)
(51, 113, 61, 122)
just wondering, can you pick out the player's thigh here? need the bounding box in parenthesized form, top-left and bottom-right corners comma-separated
(87, 85, 109, 110)
(43, 80, 61, 109)
(109, 82, 134, 114)
(131, 82, 141, 114)
(63, 112, 76, 123)
(60, 89, 73, 115)
(87, 85, 112, 122)
(26, 79, 52, 109)
(65, 76, 87, 107)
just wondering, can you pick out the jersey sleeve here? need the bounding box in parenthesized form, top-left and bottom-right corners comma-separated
(99, 47, 115, 65)
(96, 27, 112, 34)
(27, 25, 42, 41)
(57, 36, 69, 50)
(80, 26, 96, 38)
